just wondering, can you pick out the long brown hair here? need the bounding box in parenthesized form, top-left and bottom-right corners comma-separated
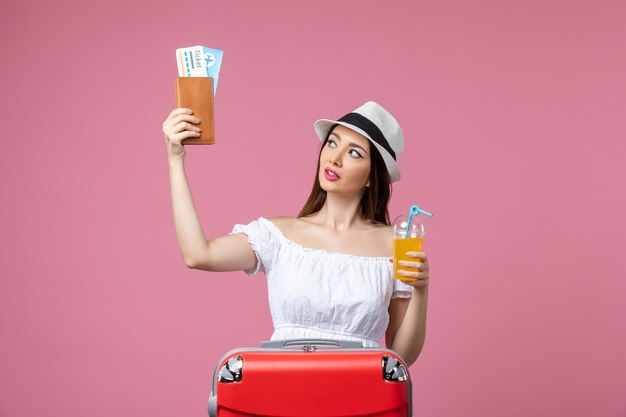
(298, 124, 392, 225)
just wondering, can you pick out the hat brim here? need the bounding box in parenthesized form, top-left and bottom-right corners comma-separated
(313, 119, 401, 183)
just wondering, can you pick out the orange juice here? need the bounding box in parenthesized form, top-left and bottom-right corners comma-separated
(393, 237, 423, 281)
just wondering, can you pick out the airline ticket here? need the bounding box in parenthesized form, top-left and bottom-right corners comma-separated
(176, 46, 224, 96)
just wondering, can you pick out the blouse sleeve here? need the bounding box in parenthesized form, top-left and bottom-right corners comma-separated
(229, 218, 277, 276)
(392, 278, 414, 299)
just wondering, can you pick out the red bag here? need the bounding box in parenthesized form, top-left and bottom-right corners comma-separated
(208, 339, 412, 417)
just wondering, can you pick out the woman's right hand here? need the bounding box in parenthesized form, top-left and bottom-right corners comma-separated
(162, 108, 202, 158)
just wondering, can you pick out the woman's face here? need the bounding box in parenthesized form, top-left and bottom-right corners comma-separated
(318, 125, 372, 196)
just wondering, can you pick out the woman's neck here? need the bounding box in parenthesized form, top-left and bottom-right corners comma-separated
(313, 192, 366, 232)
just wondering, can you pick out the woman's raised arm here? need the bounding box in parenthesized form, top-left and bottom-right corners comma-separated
(162, 108, 257, 272)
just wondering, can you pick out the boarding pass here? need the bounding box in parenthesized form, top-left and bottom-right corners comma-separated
(176, 46, 224, 96)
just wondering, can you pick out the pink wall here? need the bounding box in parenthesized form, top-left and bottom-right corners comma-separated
(1, 0, 625, 416)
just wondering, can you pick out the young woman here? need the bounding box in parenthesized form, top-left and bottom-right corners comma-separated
(162, 101, 430, 366)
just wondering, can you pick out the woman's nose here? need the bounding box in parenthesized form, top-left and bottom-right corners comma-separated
(328, 153, 342, 167)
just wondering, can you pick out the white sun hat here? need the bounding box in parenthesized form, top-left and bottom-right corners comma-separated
(313, 101, 404, 183)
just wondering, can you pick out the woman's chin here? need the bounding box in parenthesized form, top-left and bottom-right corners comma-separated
(321, 185, 367, 199)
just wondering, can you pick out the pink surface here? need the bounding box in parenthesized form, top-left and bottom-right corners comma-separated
(1, 0, 625, 416)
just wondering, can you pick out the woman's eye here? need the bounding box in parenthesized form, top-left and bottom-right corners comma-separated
(349, 149, 363, 158)
(327, 139, 337, 148)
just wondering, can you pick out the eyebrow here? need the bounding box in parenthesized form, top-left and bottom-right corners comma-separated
(329, 132, 369, 154)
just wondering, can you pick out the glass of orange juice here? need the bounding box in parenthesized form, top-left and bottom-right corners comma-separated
(392, 214, 426, 281)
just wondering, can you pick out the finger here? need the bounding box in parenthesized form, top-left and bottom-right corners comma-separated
(170, 130, 201, 143)
(163, 114, 200, 133)
(164, 108, 193, 125)
(175, 107, 193, 113)
(171, 121, 202, 134)
(398, 260, 428, 271)
(399, 276, 429, 288)
(396, 271, 417, 282)
(171, 108, 193, 118)
(408, 279, 429, 288)
(397, 269, 428, 280)
(163, 120, 193, 136)
(397, 270, 419, 279)
(406, 251, 426, 259)
(167, 114, 201, 129)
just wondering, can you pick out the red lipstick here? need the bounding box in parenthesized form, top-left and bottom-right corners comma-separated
(324, 167, 340, 181)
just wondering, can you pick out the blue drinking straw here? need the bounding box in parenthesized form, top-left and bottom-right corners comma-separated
(405, 205, 434, 239)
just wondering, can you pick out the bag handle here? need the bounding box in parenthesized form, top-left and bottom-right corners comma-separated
(260, 338, 364, 349)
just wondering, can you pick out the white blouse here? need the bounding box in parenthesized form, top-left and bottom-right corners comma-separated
(230, 217, 414, 347)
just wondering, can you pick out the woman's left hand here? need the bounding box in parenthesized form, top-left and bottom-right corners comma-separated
(395, 252, 430, 289)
